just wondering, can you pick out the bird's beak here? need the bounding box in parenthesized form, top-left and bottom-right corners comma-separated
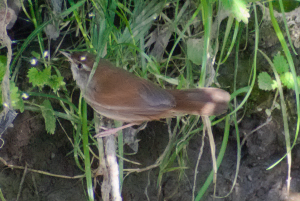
(60, 51, 73, 63)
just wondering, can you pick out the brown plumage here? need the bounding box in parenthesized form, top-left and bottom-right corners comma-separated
(62, 51, 230, 136)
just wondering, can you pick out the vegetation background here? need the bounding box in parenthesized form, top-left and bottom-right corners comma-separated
(0, 0, 300, 200)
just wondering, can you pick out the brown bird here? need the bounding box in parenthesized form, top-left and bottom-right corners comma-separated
(62, 52, 231, 137)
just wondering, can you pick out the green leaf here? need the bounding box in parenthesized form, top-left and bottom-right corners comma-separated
(28, 67, 51, 90)
(48, 75, 66, 93)
(0, 55, 7, 82)
(187, 38, 204, 65)
(258, 72, 277, 91)
(10, 81, 24, 112)
(280, 72, 295, 89)
(41, 100, 56, 134)
(222, 0, 250, 24)
(15, 98, 24, 113)
(27, 67, 66, 93)
(0, 81, 24, 112)
(273, 53, 289, 74)
(31, 51, 41, 59)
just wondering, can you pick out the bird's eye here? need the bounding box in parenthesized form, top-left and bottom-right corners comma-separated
(78, 63, 83, 69)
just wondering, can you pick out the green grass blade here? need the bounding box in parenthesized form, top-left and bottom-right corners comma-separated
(82, 100, 94, 200)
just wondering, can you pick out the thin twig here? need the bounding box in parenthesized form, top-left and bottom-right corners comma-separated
(0, 157, 84, 179)
(16, 163, 28, 201)
(144, 170, 151, 201)
(31, 173, 39, 199)
(241, 116, 272, 147)
(192, 124, 206, 201)
(202, 116, 217, 201)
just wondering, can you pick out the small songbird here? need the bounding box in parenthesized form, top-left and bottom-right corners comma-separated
(62, 51, 231, 137)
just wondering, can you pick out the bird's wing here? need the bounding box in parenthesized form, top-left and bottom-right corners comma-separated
(84, 64, 175, 115)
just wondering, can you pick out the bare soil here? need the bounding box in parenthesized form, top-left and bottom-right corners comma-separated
(0, 109, 298, 201)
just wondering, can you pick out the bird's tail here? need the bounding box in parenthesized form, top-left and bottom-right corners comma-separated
(167, 88, 231, 116)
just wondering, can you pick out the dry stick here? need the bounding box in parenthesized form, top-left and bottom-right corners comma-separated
(144, 170, 151, 201)
(105, 135, 122, 201)
(202, 116, 217, 201)
(95, 116, 110, 201)
(116, 154, 141, 166)
(99, 137, 110, 201)
(16, 164, 28, 201)
(96, 117, 121, 201)
(241, 116, 272, 147)
(31, 173, 39, 200)
(0, 157, 85, 179)
(192, 124, 206, 201)
(124, 162, 161, 174)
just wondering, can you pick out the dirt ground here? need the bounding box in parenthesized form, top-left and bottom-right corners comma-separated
(0, 108, 299, 201)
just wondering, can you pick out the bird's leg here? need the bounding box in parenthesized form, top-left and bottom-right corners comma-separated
(94, 123, 137, 138)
